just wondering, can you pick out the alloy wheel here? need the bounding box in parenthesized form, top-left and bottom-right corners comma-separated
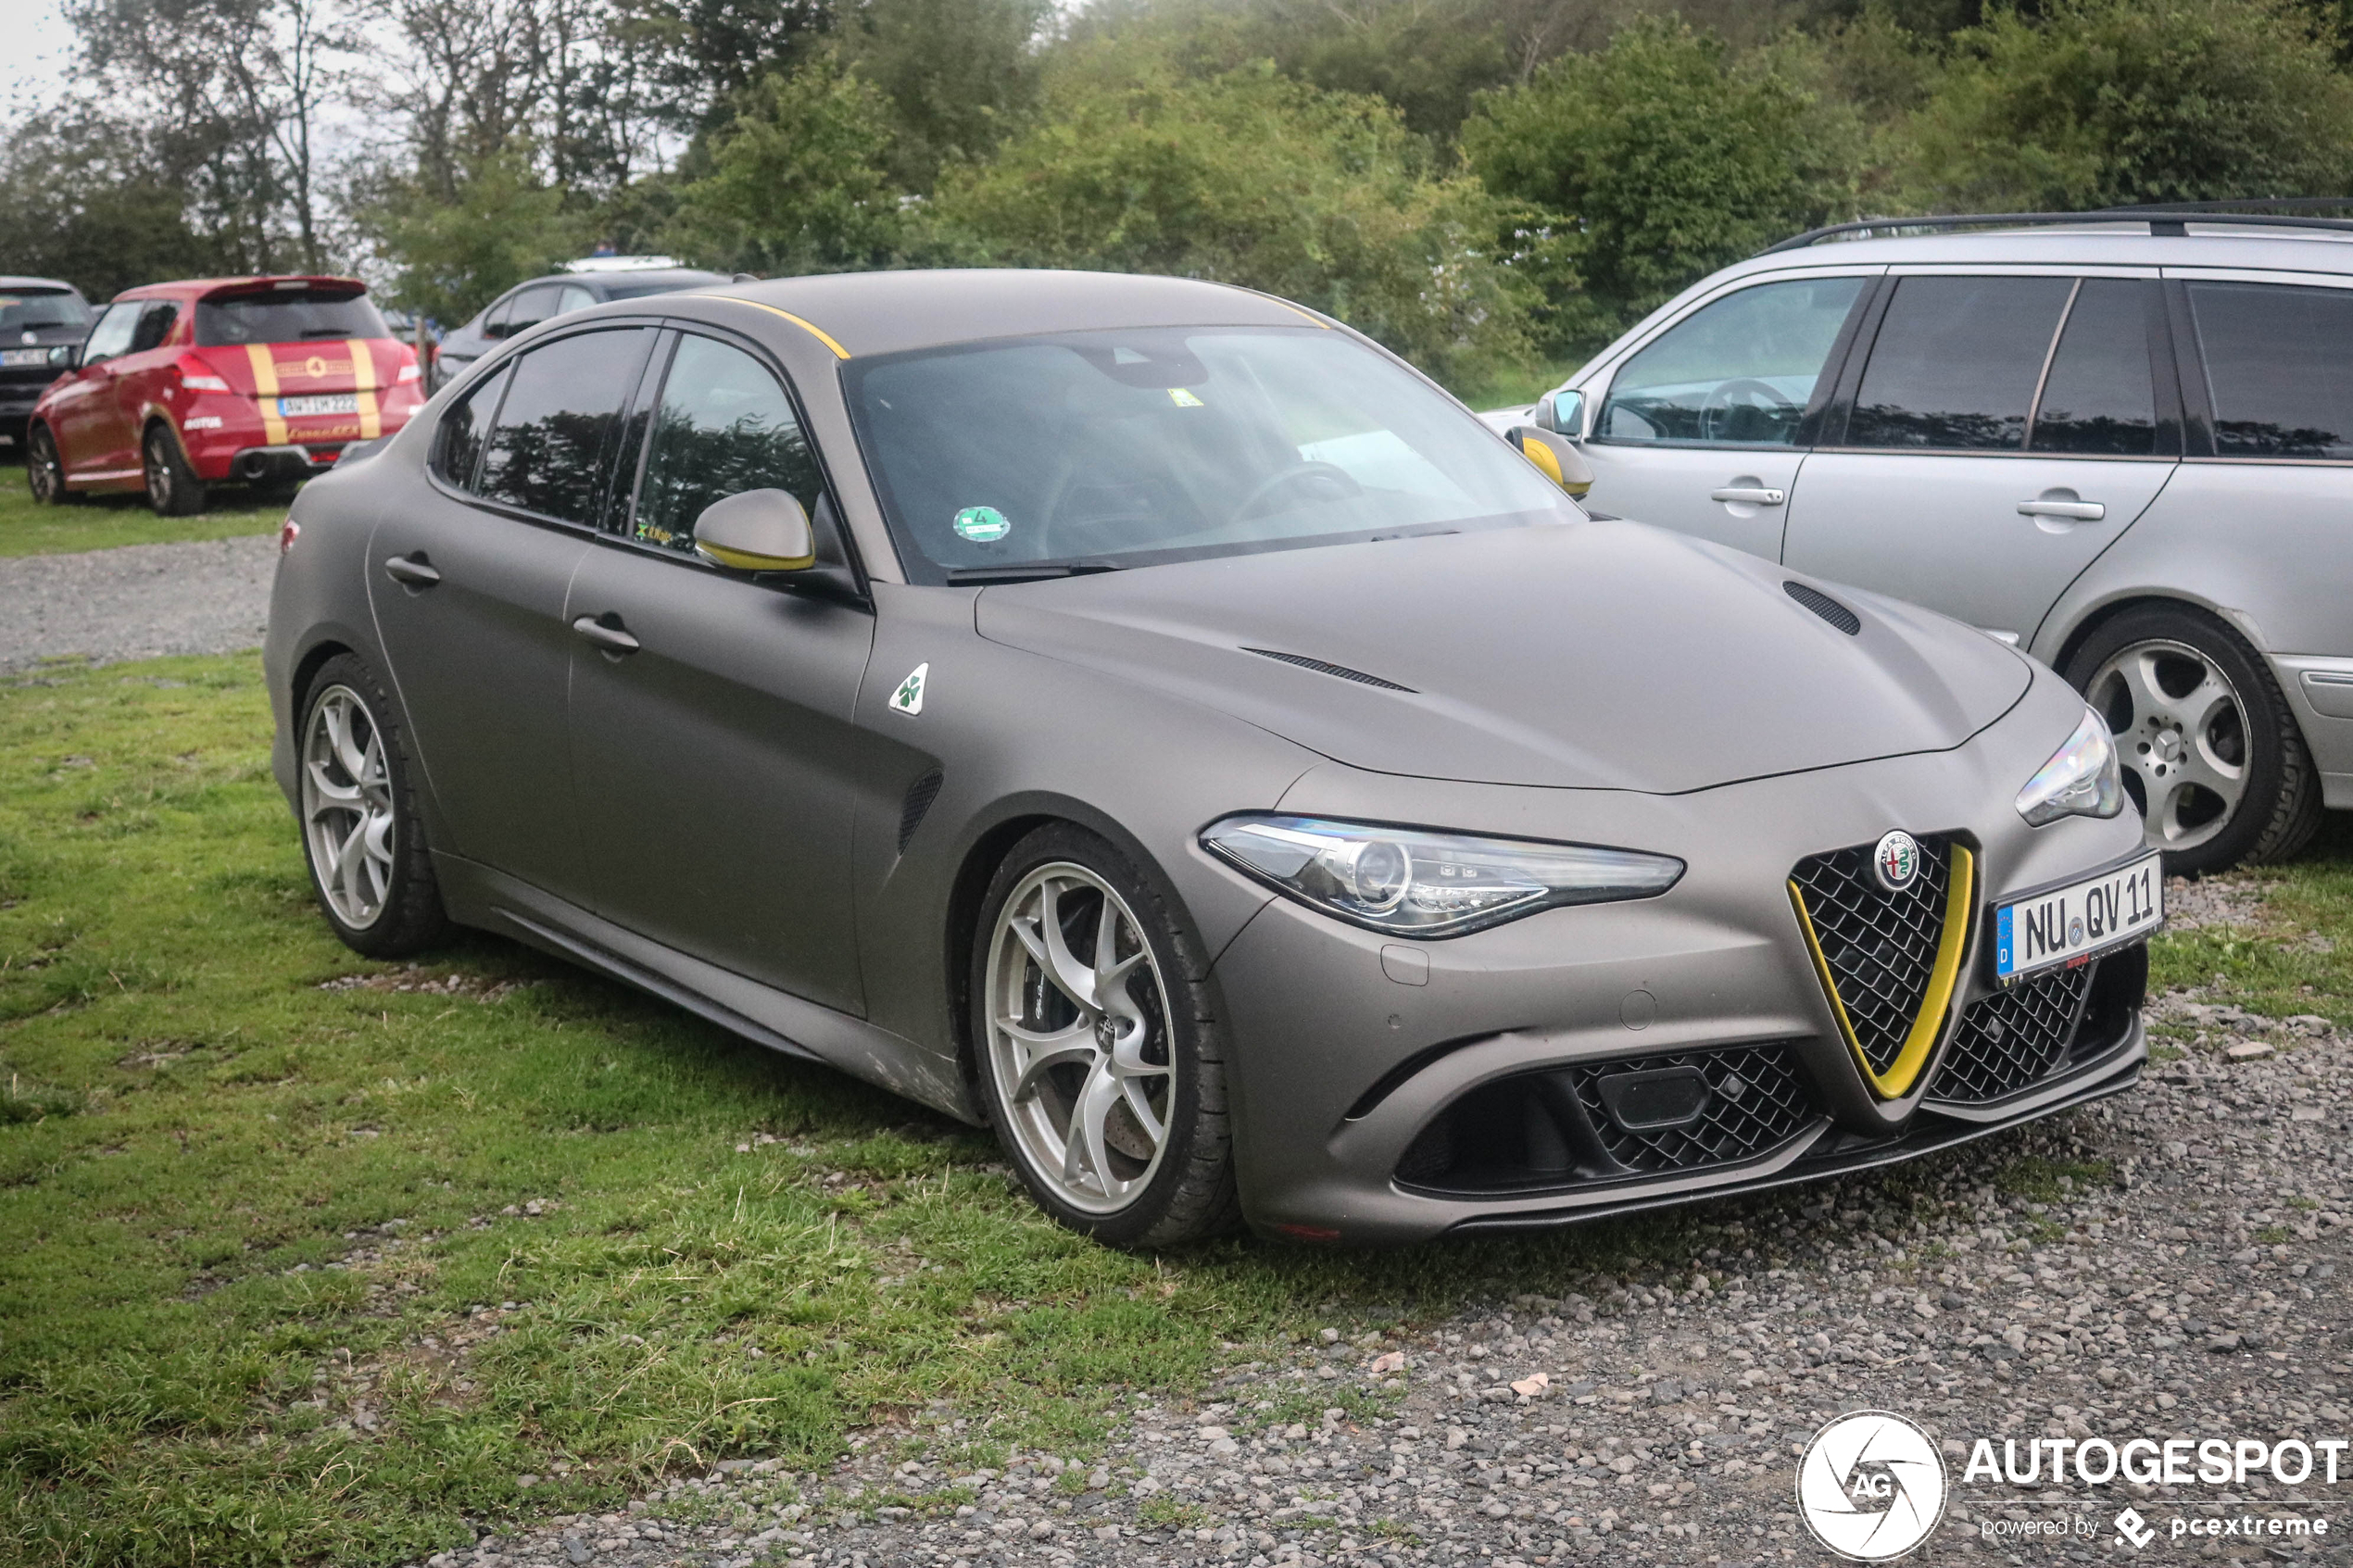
(300, 684, 397, 929)
(144, 431, 174, 512)
(2085, 638, 2249, 852)
(983, 862, 1176, 1214)
(27, 429, 63, 503)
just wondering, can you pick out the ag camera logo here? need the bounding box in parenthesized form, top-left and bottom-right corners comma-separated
(1797, 1411, 1949, 1560)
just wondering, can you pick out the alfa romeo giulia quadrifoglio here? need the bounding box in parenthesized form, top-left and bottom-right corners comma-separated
(263, 270, 2159, 1247)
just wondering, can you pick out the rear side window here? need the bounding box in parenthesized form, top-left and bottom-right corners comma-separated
(1847, 276, 2073, 450)
(2029, 280, 2158, 456)
(196, 290, 386, 346)
(0, 290, 89, 332)
(630, 334, 824, 552)
(130, 301, 180, 354)
(487, 285, 560, 342)
(2190, 282, 2353, 459)
(434, 361, 512, 490)
(475, 329, 653, 524)
(1598, 277, 1866, 445)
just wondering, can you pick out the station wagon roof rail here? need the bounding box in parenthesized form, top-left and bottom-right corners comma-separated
(1763, 199, 2353, 254)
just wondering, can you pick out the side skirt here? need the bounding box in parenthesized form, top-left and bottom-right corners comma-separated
(434, 852, 982, 1125)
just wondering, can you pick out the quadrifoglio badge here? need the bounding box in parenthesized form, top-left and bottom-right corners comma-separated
(1798, 1411, 2343, 1557)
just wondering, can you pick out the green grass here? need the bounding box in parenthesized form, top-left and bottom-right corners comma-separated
(3, 653, 2349, 1566)
(2146, 813, 2353, 1023)
(0, 455, 287, 558)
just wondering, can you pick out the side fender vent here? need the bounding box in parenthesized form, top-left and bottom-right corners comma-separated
(1243, 646, 1416, 692)
(1784, 580, 1861, 635)
(899, 770, 943, 855)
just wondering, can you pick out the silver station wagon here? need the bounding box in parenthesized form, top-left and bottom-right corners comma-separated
(1504, 213, 2353, 874)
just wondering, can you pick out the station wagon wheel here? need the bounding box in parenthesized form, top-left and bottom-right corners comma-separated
(973, 824, 1238, 1246)
(296, 654, 449, 957)
(2066, 605, 2321, 874)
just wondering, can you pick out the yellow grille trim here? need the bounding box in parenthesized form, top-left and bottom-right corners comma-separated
(1788, 844, 1974, 1100)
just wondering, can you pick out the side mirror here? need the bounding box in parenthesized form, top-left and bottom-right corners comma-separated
(1506, 426, 1593, 498)
(1537, 389, 1585, 438)
(48, 345, 80, 370)
(694, 488, 815, 572)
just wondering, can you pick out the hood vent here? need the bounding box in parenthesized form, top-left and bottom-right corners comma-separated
(1243, 646, 1416, 693)
(1784, 580, 1861, 635)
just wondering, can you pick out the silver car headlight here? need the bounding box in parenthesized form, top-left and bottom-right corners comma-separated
(1200, 814, 1684, 937)
(2016, 708, 2125, 826)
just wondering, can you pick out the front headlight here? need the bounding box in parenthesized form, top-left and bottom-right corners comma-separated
(1200, 814, 1684, 937)
(2016, 708, 2125, 826)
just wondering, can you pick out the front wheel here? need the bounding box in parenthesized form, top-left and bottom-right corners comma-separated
(970, 823, 1239, 1247)
(297, 653, 449, 957)
(143, 423, 207, 516)
(2064, 604, 2322, 874)
(25, 424, 74, 505)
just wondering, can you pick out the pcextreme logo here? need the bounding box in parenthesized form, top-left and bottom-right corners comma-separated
(1796, 1411, 1949, 1561)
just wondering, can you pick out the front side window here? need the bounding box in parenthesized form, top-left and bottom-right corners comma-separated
(848, 327, 1577, 583)
(474, 329, 652, 524)
(1597, 277, 1867, 445)
(0, 289, 90, 332)
(195, 289, 386, 346)
(2029, 280, 2158, 456)
(1846, 276, 2073, 450)
(632, 334, 824, 553)
(2190, 282, 2353, 459)
(79, 303, 140, 365)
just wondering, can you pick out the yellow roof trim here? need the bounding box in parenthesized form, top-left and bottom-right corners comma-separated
(1789, 844, 1973, 1100)
(728, 299, 852, 360)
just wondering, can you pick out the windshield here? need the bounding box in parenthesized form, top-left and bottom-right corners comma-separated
(846, 327, 1577, 582)
(0, 290, 90, 332)
(196, 290, 388, 346)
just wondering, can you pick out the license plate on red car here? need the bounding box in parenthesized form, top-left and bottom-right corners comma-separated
(1994, 852, 2163, 984)
(279, 394, 358, 417)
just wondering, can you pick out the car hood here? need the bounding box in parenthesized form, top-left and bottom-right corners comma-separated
(973, 521, 2033, 795)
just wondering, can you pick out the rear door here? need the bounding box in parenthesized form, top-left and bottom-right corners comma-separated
(1579, 271, 1875, 558)
(1781, 270, 2179, 645)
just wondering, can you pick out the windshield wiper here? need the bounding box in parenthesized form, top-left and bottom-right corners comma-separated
(944, 560, 1125, 584)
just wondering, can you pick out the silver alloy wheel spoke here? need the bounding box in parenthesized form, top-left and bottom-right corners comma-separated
(985, 862, 1176, 1214)
(2092, 638, 2248, 852)
(300, 686, 397, 928)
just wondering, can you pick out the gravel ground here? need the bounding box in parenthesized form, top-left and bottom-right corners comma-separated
(396, 879, 2353, 1568)
(0, 533, 276, 672)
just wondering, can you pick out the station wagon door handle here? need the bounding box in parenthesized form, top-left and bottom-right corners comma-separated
(382, 553, 442, 588)
(2018, 498, 2105, 521)
(571, 614, 641, 657)
(1709, 486, 1785, 506)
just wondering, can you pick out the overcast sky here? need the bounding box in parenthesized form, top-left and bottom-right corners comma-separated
(2, 0, 76, 116)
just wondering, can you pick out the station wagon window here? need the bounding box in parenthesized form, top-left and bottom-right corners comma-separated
(1596, 277, 1866, 445)
(2026, 280, 2158, 457)
(473, 328, 653, 524)
(1846, 276, 2072, 450)
(2189, 281, 2353, 459)
(630, 333, 825, 554)
(434, 360, 511, 490)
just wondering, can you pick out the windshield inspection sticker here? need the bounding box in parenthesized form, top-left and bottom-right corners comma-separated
(1167, 387, 1204, 408)
(889, 664, 928, 716)
(952, 506, 1011, 542)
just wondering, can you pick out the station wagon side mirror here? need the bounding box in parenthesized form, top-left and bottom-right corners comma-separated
(694, 488, 816, 573)
(1505, 426, 1593, 499)
(1537, 389, 1585, 439)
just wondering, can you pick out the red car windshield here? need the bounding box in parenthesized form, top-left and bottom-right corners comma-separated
(196, 290, 388, 346)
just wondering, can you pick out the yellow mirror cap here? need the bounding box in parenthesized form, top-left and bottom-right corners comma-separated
(1512, 431, 1566, 487)
(698, 542, 814, 572)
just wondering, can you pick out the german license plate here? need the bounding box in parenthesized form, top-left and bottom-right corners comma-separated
(2, 347, 50, 367)
(1994, 851, 2163, 984)
(279, 393, 357, 417)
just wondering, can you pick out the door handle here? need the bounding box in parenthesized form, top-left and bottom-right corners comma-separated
(2018, 498, 2105, 521)
(571, 614, 641, 657)
(1709, 486, 1785, 506)
(383, 553, 441, 587)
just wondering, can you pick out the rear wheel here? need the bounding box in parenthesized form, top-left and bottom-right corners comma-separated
(2064, 604, 2321, 874)
(143, 422, 207, 516)
(25, 424, 72, 505)
(297, 653, 449, 957)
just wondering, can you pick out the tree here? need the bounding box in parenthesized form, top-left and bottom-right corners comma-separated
(836, 0, 1051, 190)
(357, 144, 586, 321)
(1902, 0, 2353, 209)
(0, 110, 221, 297)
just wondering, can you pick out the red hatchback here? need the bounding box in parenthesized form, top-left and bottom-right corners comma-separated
(24, 275, 424, 514)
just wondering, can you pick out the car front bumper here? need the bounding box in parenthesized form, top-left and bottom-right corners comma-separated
(1207, 712, 2153, 1246)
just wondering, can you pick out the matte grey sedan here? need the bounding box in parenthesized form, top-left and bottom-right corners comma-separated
(265, 270, 2160, 1247)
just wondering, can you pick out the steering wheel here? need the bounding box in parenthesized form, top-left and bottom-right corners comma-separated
(1699, 378, 1798, 443)
(1229, 460, 1363, 525)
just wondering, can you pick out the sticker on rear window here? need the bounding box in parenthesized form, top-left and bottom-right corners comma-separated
(952, 505, 1011, 543)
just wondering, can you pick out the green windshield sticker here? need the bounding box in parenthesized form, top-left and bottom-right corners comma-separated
(1167, 388, 1203, 408)
(952, 505, 1012, 542)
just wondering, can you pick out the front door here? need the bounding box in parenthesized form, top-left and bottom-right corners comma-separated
(1581, 273, 1873, 558)
(566, 330, 875, 1014)
(367, 325, 656, 906)
(1782, 274, 2178, 645)
(49, 301, 144, 483)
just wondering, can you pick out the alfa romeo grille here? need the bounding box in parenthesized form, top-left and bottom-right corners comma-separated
(1564, 1045, 1816, 1173)
(1929, 960, 2098, 1104)
(1790, 836, 1959, 1078)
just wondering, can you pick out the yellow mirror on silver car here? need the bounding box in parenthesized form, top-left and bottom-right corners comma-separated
(1505, 426, 1593, 498)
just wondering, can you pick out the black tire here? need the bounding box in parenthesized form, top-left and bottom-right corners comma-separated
(968, 822, 1239, 1248)
(143, 422, 207, 516)
(25, 424, 74, 505)
(2064, 603, 2322, 874)
(296, 653, 450, 958)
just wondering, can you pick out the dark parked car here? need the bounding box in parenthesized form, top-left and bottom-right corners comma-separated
(427, 258, 730, 391)
(0, 277, 94, 450)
